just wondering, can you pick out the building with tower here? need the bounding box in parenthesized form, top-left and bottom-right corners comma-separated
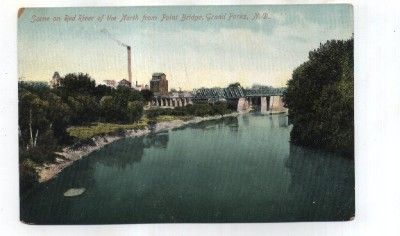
(150, 72, 168, 96)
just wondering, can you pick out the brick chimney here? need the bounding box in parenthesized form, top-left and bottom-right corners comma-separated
(127, 46, 132, 87)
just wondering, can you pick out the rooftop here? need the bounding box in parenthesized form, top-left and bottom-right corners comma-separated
(119, 79, 131, 84)
(152, 72, 165, 77)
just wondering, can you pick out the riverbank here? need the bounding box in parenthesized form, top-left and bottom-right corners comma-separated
(21, 112, 354, 224)
(37, 112, 239, 183)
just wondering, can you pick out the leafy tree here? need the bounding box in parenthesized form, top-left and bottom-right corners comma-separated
(19, 159, 39, 193)
(127, 101, 144, 122)
(100, 95, 118, 122)
(18, 73, 148, 192)
(147, 101, 233, 118)
(94, 84, 113, 100)
(228, 82, 241, 88)
(284, 38, 354, 155)
(18, 90, 51, 149)
(212, 101, 230, 116)
(57, 73, 96, 97)
(140, 89, 153, 102)
(46, 93, 72, 143)
(107, 86, 143, 122)
(112, 86, 143, 107)
(67, 94, 99, 124)
(18, 85, 63, 165)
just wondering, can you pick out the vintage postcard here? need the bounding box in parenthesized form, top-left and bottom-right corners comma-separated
(18, 4, 354, 224)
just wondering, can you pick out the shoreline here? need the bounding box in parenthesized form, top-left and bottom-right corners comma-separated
(37, 112, 240, 183)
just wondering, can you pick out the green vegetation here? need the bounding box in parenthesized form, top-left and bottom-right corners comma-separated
(284, 38, 354, 155)
(147, 101, 232, 119)
(67, 101, 233, 140)
(18, 73, 152, 191)
(19, 159, 40, 193)
(19, 74, 235, 191)
(67, 117, 149, 140)
(228, 82, 241, 88)
(154, 115, 193, 122)
(66, 115, 196, 140)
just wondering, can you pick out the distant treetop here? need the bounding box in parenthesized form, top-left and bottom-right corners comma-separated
(228, 82, 241, 88)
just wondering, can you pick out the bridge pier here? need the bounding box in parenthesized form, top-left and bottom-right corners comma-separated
(151, 97, 193, 108)
(260, 96, 268, 113)
(237, 97, 250, 113)
(248, 97, 253, 108)
(269, 95, 285, 112)
(269, 96, 274, 111)
(275, 96, 280, 110)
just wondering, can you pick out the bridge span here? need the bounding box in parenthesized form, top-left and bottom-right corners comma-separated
(193, 86, 286, 113)
(151, 86, 286, 113)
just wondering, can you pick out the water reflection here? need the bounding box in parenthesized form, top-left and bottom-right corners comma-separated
(95, 138, 145, 169)
(278, 115, 289, 127)
(268, 115, 275, 128)
(249, 112, 288, 128)
(20, 114, 354, 224)
(241, 114, 250, 126)
(95, 132, 171, 169)
(223, 116, 239, 132)
(144, 132, 169, 148)
(180, 116, 239, 132)
(20, 154, 98, 224)
(284, 144, 355, 221)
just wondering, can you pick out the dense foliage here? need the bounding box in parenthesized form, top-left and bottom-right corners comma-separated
(284, 38, 354, 155)
(146, 101, 232, 119)
(18, 74, 235, 191)
(18, 73, 150, 190)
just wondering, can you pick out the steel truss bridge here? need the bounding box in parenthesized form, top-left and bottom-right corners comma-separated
(192, 86, 286, 101)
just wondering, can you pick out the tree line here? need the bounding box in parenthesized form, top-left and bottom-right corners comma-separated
(284, 38, 354, 156)
(146, 101, 232, 119)
(19, 73, 152, 150)
(19, 73, 152, 191)
(18, 73, 236, 191)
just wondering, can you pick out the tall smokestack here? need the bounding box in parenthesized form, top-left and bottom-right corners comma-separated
(127, 46, 132, 87)
(100, 29, 133, 87)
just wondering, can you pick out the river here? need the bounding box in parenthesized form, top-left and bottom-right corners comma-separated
(20, 113, 354, 224)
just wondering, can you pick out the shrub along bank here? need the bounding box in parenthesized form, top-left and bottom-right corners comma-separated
(146, 101, 232, 119)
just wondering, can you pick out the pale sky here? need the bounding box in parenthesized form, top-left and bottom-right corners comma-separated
(18, 5, 353, 90)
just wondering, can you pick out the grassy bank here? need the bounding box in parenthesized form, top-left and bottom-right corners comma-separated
(66, 115, 194, 140)
(20, 101, 234, 192)
(67, 117, 149, 140)
(66, 101, 233, 140)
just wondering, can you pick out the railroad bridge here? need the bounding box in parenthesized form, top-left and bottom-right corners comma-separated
(193, 86, 286, 113)
(152, 86, 286, 113)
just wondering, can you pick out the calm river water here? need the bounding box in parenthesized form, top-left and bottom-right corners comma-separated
(21, 113, 354, 224)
